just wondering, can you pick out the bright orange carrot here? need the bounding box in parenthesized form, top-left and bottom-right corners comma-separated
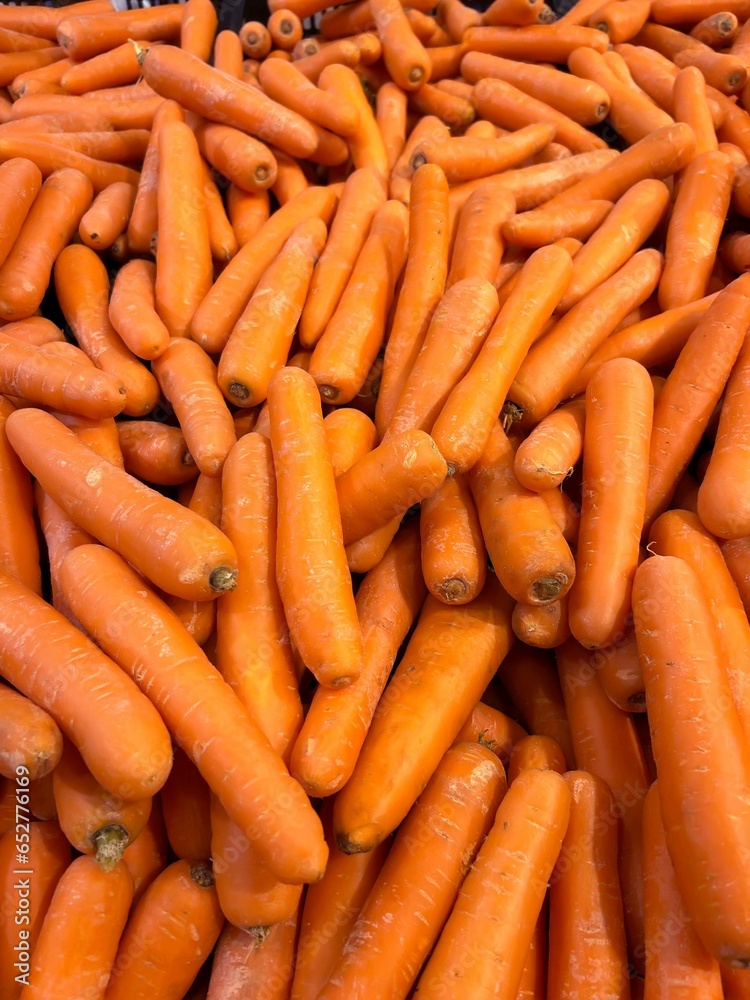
(0, 157, 41, 269)
(0, 684, 61, 780)
(0, 395, 39, 593)
(318, 62, 389, 175)
(122, 798, 167, 906)
(414, 123, 554, 185)
(376, 80, 407, 170)
(334, 574, 514, 853)
(507, 733, 567, 783)
(126, 99, 183, 255)
(108, 259, 170, 361)
(77, 180, 135, 251)
(159, 746, 212, 862)
(208, 906, 300, 1000)
(56, 5, 183, 60)
(213, 28, 243, 77)
(369, 0, 431, 90)
(117, 421, 196, 486)
(447, 183, 516, 287)
(514, 398, 585, 492)
(239, 20, 271, 58)
(421, 472, 487, 605)
(180, 0, 217, 61)
(512, 596, 571, 649)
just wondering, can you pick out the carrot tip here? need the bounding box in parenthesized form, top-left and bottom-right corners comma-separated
(92, 824, 129, 872)
(318, 384, 340, 402)
(181, 451, 195, 467)
(209, 566, 238, 593)
(437, 577, 469, 603)
(530, 575, 567, 603)
(131, 40, 148, 66)
(189, 862, 216, 888)
(501, 401, 524, 431)
(409, 67, 425, 85)
(228, 381, 250, 403)
(246, 925, 272, 944)
(411, 152, 428, 172)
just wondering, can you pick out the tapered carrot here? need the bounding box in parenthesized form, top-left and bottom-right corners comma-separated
(0, 158, 41, 269)
(421, 472, 487, 606)
(54, 245, 158, 418)
(180, 0, 217, 61)
(414, 768, 570, 998)
(369, 0, 431, 89)
(318, 62, 389, 175)
(292, 38, 361, 80)
(0, 395, 39, 592)
(190, 185, 338, 353)
(644, 275, 750, 531)
(77, 180, 136, 251)
(512, 596, 571, 649)
(464, 22, 608, 59)
(24, 856, 132, 1000)
(0, 685, 61, 780)
(108, 259, 170, 361)
(213, 28, 242, 76)
(309, 201, 408, 405)
(57, 6, 183, 61)
(447, 184, 516, 286)
(334, 574, 514, 853)
(104, 859, 222, 1000)
(568, 359, 653, 650)
(0, 820, 70, 1000)
(321, 743, 507, 1000)
(413, 123, 554, 185)
(125, 99, 182, 255)
(268, 367, 361, 689)
(375, 80, 407, 171)
(117, 421, 195, 486)
(633, 554, 750, 965)
(507, 248, 664, 426)
(159, 747, 212, 862)
(463, 51, 606, 125)
(8, 93, 163, 129)
(208, 907, 300, 1000)
(216, 433, 303, 759)
(514, 399, 585, 492)
(430, 244, 572, 474)
(557, 637, 650, 969)
(438, 0, 482, 40)
(59, 40, 147, 95)
(637, 22, 748, 94)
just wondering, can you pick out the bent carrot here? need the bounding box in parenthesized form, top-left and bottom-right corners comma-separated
(447, 184, 516, 287)
(108, 259, 170, 361)
(413, 768, 570, 999)
(318, 62, 389, 175)
(514, 398, 586, 492)
(0, 157, 41, 269)
(414, 123, 554, 185)
(334, 574, 514, 853)
(0, 685, 61, 780)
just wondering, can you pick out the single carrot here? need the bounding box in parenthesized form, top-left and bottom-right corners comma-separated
(123, 798, 167, 906)
(413, 768, 570, 998)
(633, 554, 750, 966)
(104, 860, 222, 1000)
(376, 80, 407, 170)
(514, 398, 586, 492)
(0, 27, 55, 53)
(430, 244, 573, 474)
(644, 274, 750, 531)
(59, 40, 147, 95)
(0, 395, 39, 592)
(159, 747, 212, 862)
(318, 62, 389, 176)
(226, 183, 270, 247)
(324, 408, 378, 477)
(0, 0, 112, 37)
(219, 218, 326, 408)
(438, 0, 482, 40)
(484, 0, 547, 26)
(0, 158, 41, 269)
(118, 421, 196, 486)
(267, 9, 303, 52)
(108, 259, 170, 361)
(588, 0, 650, 41)
(292, 38, 361, 81)
(464, 22, 609, 60)
(506, 248, 664, 427)
(54, 244, 159, 418)
(507, 734, 567, 782)
(180, 0, 217, 61)
(8, 92, 163, 129)
(447, 184, 516, 286)
(369, 0, 431, 89)
(268, 366, 361, 689)
(239, 20, 271, 58)
(257, 58, 358, 140)
(77, 180, 136, 251)
(674, 64, 722, 160)
(216, 433, 304, 759)
(421, 472, 487, 605)
(455, 701, 527, 763)
(334, 574, 514, 853)
(309, 200, 408, 405)
(0, 685, 61, 780)
(568, 359, 653, 650)
(469, 422, 577, 605)
(512, 596, 571, 649)
(321, 743, 507, 1000)
(414, 123, 555, 185)
(56, 6, 184, 61)
(189, 185, 338, 353)
(213, 28, 243, 76)
(462, 51, 610, 125)
(24, 856, 133, 1000)
(126, 99, 183, 255)
(0, 46, 65, 88)
(208, 907, 300, 1000)
(0, 820, 70, 1000)
(557, 637, 651, 970)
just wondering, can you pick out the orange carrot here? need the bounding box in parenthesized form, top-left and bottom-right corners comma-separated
(334, 574, 514, 853)
(447, 184, 516, 286)
(292, 38, 361, 81)
(455, 701, 527, 763)
(57, 6, 184, 61)
(268, 9, 303, 51)
(464, 22, 609, 60)
(239, 20, 271, 58)
(414, 123, 555, 184)
(512, 596, 571, 649)
(108, 259, 170, 361)
(159, 746, 212, 865)
(122, 799, 167, 906)
(180, 0, 217, 61)
(507, 733, 567, 782)
(59, 40, 147, 95)
(376, 80, 407, 170)
(0, 157, 41, 269)
(208, 906, 300, 1000)
(421, 472, 487, 605)
(514, 398, 586, 492)
(213, 28, 243, 77)
(438, 0, 482, 40)
(118, 421, 196, 486)
(0, 395, 40, 593)
(0, 684, 61, 780)
(126, 98, 183, 255)
(318, 62, 389, 175)
(258, 57, 358, 138)
(77, 180, 135, 251)
(226, 183, 270, 246)
(370, 0, 431, 90)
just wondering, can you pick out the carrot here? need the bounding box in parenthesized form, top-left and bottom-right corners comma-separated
(216, 433, 303, 759)
(292, 39, 361, 81)
(447, 184, 516, 287)
(671, 65, 719, 160)
(507, 733, 567, 782)
(190, 185, 338, 353)
(693, 9, 739, 45)
(309, 201, 408, 405)
(268, 367, 361, 688)
(375, 80, 407, 172)
(208, 907, 300, 1000)
(464, 22, 609, 60)
(0, 0, 112, 37)
(7, 56, 73, 100)
(217, 221, 325, 410)
(0, 46, 65, 88)
(649, 509, 750, 738)
(0, 131, 140, 189)
(24, 855, 132, 1000)
(180, 0, 217, 62)
(318, 63, 389, 175)
(226, 184, 270, 248)
(34, 480, 94, 627)
(512, 596, 570, 649)
(159, 747, 212, 862)
(56, 6, 183, 61)
(644, 275, 750, 531)
(211, 794, 303, 930)
(104, 859, 222, 1000)
(389, 113, 448, 204)
(568, 359, 653, 650)
(368, 0, 431, 90)
(0, 685, 61, 780)
(0, 395, 39, 592)
(0, 820, 70, 1000)
(257, 59, 358, 140)
(117, 421, 195, 486)
(54, 245, 158, 418)
(507, 248, 664, 427)
(721, 229, 750, 271)
(455, 701, 527, 763)
(387, 279, 497, 442)
(320, 743, 507, 1000)
(469, 423, 576, 605)
(461, 51, 609, 125)
(0, 27, 55, 53)
(413, 768, 569, 998)
(334, 574, 514, 853)
(52, 740, 151, 869)
(633, 554, 750, 965)
(193, 123, 275, 195)
(430, 244, 572, 474)
(108, 259, 170, 361)
(52, 407, 124, 471)
(123, 799, 167, 906)
(211, 28, 242, 77)
(438, 0, 482, 40)
(413, 123, 554, 185)
(0, 316, 64, 347)
(324, 408, 378, 477)
(616, 42, 722, 123)
(587, 0, 649, 41)
(59, 40, 146, 95)
(240, 21, 271, 58)
(514, 399, 585, 492)
(557, 637, 650, 969)
(0, 158, 41, 271)
(1, 125, 148, 162)
(138, 43, 319, 159)
(420, 472, 486, 606)
(126, 100, 182, 255)
(484, 0, 547, 26)
(198, 159, 239, 264)
(77, 180, 136, 251)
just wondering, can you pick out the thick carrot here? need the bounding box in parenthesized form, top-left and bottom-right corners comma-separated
(0, 820, 70, 1000)
(512, 596, 571, 649)
(462, 50, 609, 125)
(139, 42, 320, 159)
(309, 200, 408, 405)
(213, 28, 243, 76)
(56, 6, 183, 61)
(320, 743, 507, 1000)
(447, 184, 516, 286)
(506, 248, 664, 426)
(507, 733, 567, 782)
(190, 185, 338, 353)
(370, 0, 431, 89)
(644, 274, 750, 531)
(54, 244, 158, 418)
(24, 856, 132, 1000)
(387, 276, 498, 438)
(633, 554, 750, 965)
(413, 123, 554, 185)
(464, 22, 609, 60)
(557, 637, 651, 969)
(469, 422, 576, 605)
(376, 80, 407, 171)
(226, 183, 270, 247)
(293, 38, 361, 81)
(159, 747, 212, 862)
(0, 395, 39, 592)
(239, 20, 271, 58)
(216, 433, 303, 759)
(118, 421, 195, 486)
(290, 520, 425, 796)
(430, 244, 573, 474)
(389, 114, 448, 204)
(334, 574, 514, 853)
(78, 180, 136, 251)
(268, 367, 361, 688)
(0, 158, 41, 269)
(673, 64, 720, 157)
(122, 799, 167, 906)
(59, 40, 146, 95)
(194, 121, 276, 193)
(421, 472, 487, 605)
(414, 768, 570, 998)
(568, 359, 653, 649)
(180, 0, 217, 61)
(548, 771, 630, 1000)
(104, 860, 222, 1000)
(318, 62, 389, 175)
(514, 398, 585, 492)
(268, 8, 303, 51)
(208, 907, 300, 1000)
(0, 685, 61, 780)
(108, 259, 170, 361)
(126, 99, 183, 255)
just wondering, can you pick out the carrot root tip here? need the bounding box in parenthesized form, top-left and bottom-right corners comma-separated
(181, 451, 196, 467)
(189, 861, 216, 888)
(501, 401, 524, 431)
(92, 824, 129, 872)
(437, 577, 469, 603)
(729, 71, 744, 89)
(411, 152, 428, 172)
(530, 575, 567, 603)
(594, 21, 608, 31)
(318, 384, 340, 402)
(131, 40, 148, 66)
(409, 67, 425, 85)
(209, 565, 239, 593)
(228, 381, 251, 403)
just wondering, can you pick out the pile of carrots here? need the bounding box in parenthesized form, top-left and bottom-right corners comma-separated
(2, 0, 750, 995)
